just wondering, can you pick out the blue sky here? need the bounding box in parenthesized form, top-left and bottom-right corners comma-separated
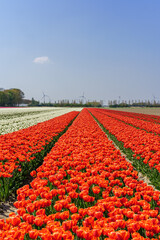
(0, 0, 160, 104)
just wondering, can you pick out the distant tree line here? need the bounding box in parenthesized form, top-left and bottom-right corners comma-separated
(108, 99, 160, 108)
(0, 89, 103, 108)
(53, 100, 102, 108)
(29, 98, 103, 107)
(0, 88, 24, 106)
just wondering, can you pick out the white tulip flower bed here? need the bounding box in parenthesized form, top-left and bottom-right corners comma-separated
(0, 107, 82, 135)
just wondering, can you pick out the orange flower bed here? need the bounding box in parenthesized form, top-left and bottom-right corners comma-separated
(102, 109, 160, 124)
(1, 109, 160, 239)
(90, 108, 160, 174)
(95, 108, 160, 135)
(0, 111, 78, 200)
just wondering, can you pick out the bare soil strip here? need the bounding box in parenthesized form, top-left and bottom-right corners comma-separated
(0, 201, 17, 220)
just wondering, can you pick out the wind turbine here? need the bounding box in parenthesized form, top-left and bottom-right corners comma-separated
(118, 96, 121, 104)
(41, 92, 51, 104)
(78, 92, 86, 104)
(152, 94, 157, 104)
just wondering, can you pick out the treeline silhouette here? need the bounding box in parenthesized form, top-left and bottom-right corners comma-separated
(0, 89, 103, 107)
(29, 98, 103, 107)
(108, 99, 160, 108)
(0, 88, 24, 106)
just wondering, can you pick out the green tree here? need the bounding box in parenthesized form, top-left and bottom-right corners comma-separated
(29, 98, 40, 106)
(11, 88, 25, 106)
(1, 88, 24, 106)
(0, 91, 7, 106)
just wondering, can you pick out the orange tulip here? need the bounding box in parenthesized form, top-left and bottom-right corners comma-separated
(69, 205, 78, 213)
(54, 203, 63, 212)
(29, 229, 39, 239)
(59, 211, 69, 220)
(92, 186, 101, 194)
(34, 216, 44, 227)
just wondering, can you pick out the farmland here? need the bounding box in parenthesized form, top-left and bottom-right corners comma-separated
(1, 107, 160, 239)
(0, 107, 82, 135)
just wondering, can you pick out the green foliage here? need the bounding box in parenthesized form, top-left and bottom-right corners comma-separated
(52, 101, 102, 108)
(28, 98, 40, 106)
(0, 88, 24, 106)
(27, 100, 103, 108)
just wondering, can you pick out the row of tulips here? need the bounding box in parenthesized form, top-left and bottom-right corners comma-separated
(0, 111, 78, 201)
(0, 107, 82, 135)
(95, 109, 160, 135)
(89, 108, 160, 189)
(1, 109, 160, 239)
(105, 109, 160, 124)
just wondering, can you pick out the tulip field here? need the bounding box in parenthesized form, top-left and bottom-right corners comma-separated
(90, 108, 160, 189)
(1, 108, 160, 239)
(0, 109, 79, 201)
(0, 107, 82, 135)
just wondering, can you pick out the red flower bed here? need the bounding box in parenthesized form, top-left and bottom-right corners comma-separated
(102, 109, 160, 124)
(95, 108, 160, 135)
(0, 111, 78, 200)
(90, 108, 160, 174)
(1, 109, 160, 239)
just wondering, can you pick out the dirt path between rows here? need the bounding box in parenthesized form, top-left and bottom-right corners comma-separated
(0, 201, 17, 220)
